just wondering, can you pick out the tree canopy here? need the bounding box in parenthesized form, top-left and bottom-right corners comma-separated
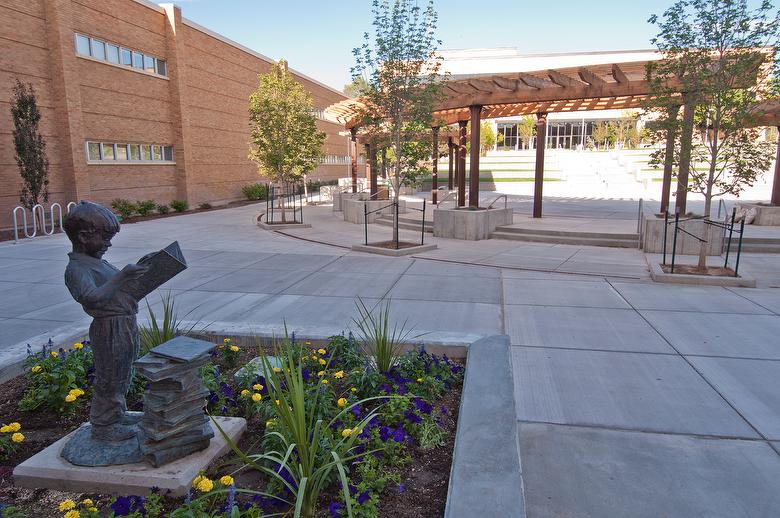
(11, 79, 49, 209)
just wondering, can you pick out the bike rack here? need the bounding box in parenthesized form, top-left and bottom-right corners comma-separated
(12, 202, 76, 243)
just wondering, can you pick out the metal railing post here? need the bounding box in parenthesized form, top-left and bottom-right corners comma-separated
(395, 199, 399, 250)
(421, 199, 426, 246)
(364, 202, 368, 245)
(662, 210, 668, 265)
(724, 208, 736, 269)
(671, 209, 680, 274)
(734, 218, 745, 277)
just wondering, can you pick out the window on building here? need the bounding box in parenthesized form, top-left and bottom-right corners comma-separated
(132, 51, 143, 69)
(106, 44, 119, 64)
(152, 145, 162, 161)
(156, 59, 167, 76)
(143, 55, 155, 74)
(116, 144, 128, 161)
(91, 39, 106, 60)
(87, 142, 101, 161)
(129, 144, 140, 161)
(120, 47, 132, 66)
(141, 145, 152, 161)
(101, 143, 115, 160)
(163, 146, 173, 161)
(75, 34, 91, 56)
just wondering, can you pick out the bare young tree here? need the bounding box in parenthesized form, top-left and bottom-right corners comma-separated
(11, 80, 49, 209)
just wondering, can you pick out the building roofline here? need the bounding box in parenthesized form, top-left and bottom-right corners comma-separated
(437, 48, 659, 60)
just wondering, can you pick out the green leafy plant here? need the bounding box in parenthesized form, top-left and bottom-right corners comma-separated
(20, 340, 92, 414)
(0, 421, 25, 460)
(352, 298, 417, 374)
(242, 183, 268, 201)
(111, 198, 137, 219)
(156, 203, 170, 214)
(135, 199, 156, 216)
(198, 202, 213, 210)
(170, 199, 188, 212)
(219, 337, 242, 369)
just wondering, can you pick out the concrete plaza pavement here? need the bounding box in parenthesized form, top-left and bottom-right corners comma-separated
(1, 200, 780, 516)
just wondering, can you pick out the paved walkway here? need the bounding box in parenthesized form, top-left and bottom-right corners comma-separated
(1, 201, 780, 516)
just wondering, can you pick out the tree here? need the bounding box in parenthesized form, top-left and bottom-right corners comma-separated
(591, 121, 614, 149)
(480, 122, 496, 155)
(11, 80, 49, 209)
(517, 116, 535, 149)
(352, 0, 444, 242)
(343, 76, 370, 98)
(646, 0, 779, 271)
(249, 60, 325, 221)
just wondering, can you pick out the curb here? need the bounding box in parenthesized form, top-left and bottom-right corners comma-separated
(445, 335, 525, 518)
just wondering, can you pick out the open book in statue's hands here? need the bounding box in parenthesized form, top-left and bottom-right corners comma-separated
(121, 241, 187, 300)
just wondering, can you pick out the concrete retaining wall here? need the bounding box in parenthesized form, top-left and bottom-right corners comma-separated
(342, 198, 407, 224)
(433, 207, 514, 240)
(642, 215, 724, 256)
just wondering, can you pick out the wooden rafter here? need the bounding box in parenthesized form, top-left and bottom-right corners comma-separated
(611, 64, 629, 84)
(517, 72, 557, 90)
(547, 69, 585, 88)
(578, 68, 607, 85)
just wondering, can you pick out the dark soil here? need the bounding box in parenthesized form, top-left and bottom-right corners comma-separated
(661, 264, 739, 277)
(0, 344, 463, 518)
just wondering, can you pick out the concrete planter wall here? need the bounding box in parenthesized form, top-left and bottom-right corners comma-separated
(736, 204, 780, 225)
(642, 215, 724, 256)
(433, 207, 513, 240)
(342, 198, 407, 224)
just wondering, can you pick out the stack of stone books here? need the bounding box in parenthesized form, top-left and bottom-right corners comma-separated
(134, 336, 215, 467)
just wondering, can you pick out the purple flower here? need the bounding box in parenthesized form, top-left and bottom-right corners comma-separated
(208, 391, 219, 405)
(397, 483, 406, 493)
(351, 405, 362, 418)
(357, 491, 370, 505)
(110, 495, 145, 516)
(396, 384, 408, 395)
(328, 501, 344, 517)
(302, 367, 311, 381)
(404, 409, 422, 424)
(379, 383, 392, 394)
(414, 398, 432, 415)
(392, 426, 407, 443)
(379, 426, 392, 442)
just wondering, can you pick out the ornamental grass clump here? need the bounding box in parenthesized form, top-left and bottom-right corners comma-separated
(215, 336, 388, 518)
(20, 340, 93, 414)
(139, 292, 201, 355)
(352, 298, 418, 374)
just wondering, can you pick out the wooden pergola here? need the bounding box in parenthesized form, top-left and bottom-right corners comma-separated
(327, 57, 780, 216)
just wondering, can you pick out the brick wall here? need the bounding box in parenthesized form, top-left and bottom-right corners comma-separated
(0, 0, 350, 230)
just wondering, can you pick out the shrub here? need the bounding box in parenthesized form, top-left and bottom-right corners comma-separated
(198, 202, 212, 210)
(20, 340, 93, 414)
(156, 203, 170, 214)
(136, 199, 156, 216)
(0, 422, 25, 460)
(170, 199, 188, 212)
(242, 183, 268, 201)
(110, 198, 137, 219)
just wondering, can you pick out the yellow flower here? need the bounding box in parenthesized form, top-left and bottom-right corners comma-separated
(65, 394, 77, 403)
(318, 348, 326, 355)
(417, 378, 423, 383)
(334, 370, 344, 379)
(59, 499, 76, 511)
(273, 367, 281, 373)
(252, 384, 263, 391)
(69, 388, 84, 397)
(31, 365, 42, 373)
(192, 475, 213, 492)
(0, 426, 8, 433)
(220, 475, 235, 486)
(317, 370, 325, 377)
(252, 393, 262, 402)
(337, 398, 347, 407)
(88, 508, 98, 513)
(72, 342, 84, 350)
(318, 358, 327, 365)
(63, 511, 80, 518)
(229, 345, 240, 352)
(81, 499, 93, 507)
(11, 433, 24, 443)
(305, 340, 311, 345)
(7, 423, 21, 432)
(350, 387, 357, 393)
(223, 338, 231, 343)
(321, 379, 329, 385)
(274, 399, 280, 405)
(341, 428, 352, 438)
(50, 351, 58, 358)
(266, 418, 276, 427)
(240, 389, 250, 396)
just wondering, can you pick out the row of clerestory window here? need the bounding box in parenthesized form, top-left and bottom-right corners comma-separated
(75, 33, 167, 77)
(86, 142, 174, 163)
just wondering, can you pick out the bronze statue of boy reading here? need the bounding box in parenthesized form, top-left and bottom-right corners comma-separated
(63, 201, 149, 442)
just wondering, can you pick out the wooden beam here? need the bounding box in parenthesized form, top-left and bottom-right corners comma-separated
(467, 79, 497, 92)
(447, 82, 477, 95)
(517, 73, 557, 90)
(493, 77, 521, 91)
(578, 68, 607, 86)
(547, 69, 585, 88)
(612, 64, 629, 84)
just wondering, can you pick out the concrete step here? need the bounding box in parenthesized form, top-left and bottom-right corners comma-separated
(738, 244, 780, 253)
(490, 230, 639, 248)
(375, 215, 434, 233)
(494, 225, 639, 240)
(742, 237, 780, 245)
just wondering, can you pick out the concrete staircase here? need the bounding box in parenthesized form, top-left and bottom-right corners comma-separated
(490, 225, 640, 248)
(375, 214, 434, 233)
(737, 237, 780, 253)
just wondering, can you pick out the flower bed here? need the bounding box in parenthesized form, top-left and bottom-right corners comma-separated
(0, 334, 463, 517)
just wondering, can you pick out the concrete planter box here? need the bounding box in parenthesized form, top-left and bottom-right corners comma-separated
(351, 243, 437, 256)
(647, 259, 756, 287)
(433, 207, 513, 241)
(342, 198, 407, 224)
(736, 203, 780, 225)
(642, 215, 723, 256)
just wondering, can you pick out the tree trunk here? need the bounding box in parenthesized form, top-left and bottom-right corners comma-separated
(392, 111, 401, 245)
(698, 142, 718, 271)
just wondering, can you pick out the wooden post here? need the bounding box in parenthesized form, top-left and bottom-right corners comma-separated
(469, 105, 482, 208)
(350, 127, 358, 194)
(431, 126, 440, 204)
(660, 104, 681, 215)
(447, 137, 454, 190)
(773, 126, 780, 206)
(458, 120, 467, 207)
(533, 112, 548, 218)
(676, 99, 696, 215)
(368, 142, 378, 199)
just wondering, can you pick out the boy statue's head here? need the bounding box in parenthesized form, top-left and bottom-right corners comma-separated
(63, 201, 121, 259)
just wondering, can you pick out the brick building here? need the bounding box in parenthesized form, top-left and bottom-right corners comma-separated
(0, 0, 350, 230)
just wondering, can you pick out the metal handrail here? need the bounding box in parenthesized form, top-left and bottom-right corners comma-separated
(717, 199, 727, 219)
(485, 194, 508, 209)
(436, 190, 458, 208)
(636, 198, 643, 234)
